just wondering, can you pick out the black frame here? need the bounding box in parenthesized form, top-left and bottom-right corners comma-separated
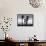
(17, 14, 34, 26)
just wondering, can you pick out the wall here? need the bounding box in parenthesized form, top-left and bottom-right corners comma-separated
(0, 0, 46, 40)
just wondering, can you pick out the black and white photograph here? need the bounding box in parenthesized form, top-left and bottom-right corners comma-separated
(17, 14, 33, 26)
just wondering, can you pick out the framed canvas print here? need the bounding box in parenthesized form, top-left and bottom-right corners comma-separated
(17, 14, 34, 26)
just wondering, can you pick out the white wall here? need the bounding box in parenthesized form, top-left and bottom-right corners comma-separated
(0, 0, 46, 40)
